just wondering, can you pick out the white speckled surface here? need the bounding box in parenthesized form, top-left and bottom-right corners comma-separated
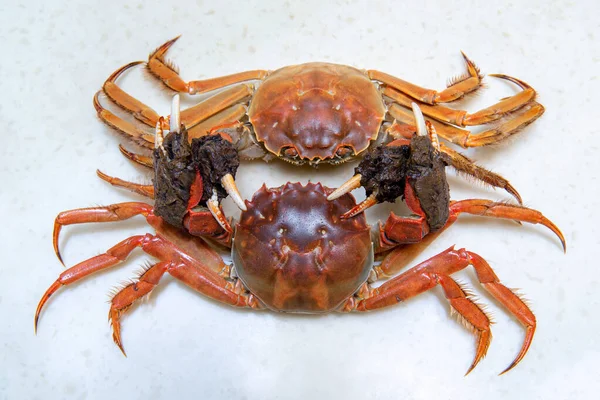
(1, 0, 599, 399)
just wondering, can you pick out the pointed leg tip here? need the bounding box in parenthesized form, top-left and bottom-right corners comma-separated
(498, 362, 517, 376)
(150, 36, 182, 60)
(114, 338, 127, 357)
(505, 183, 523, 205)
(488, 74, 532, 90)
(105, 61, 144, 84)
(92, 91, 104, 113)
(464, 364, 476, 376)
(56, 252, 65, 267)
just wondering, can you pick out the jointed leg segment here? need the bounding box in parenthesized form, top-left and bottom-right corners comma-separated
(37, 231, 259, 354)
(146, 35, 269, 94)
(379, 53, 544, 149)
(352, 246, 535, 374)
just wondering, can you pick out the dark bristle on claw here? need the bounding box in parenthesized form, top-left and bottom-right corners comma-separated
(354, 145, 410, 203)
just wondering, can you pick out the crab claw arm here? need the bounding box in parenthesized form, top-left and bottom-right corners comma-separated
(341, 192, 378, 219)
(327, 174, 362, 201)
(170, 94, 181, 133)
(221, 173, 247, 211)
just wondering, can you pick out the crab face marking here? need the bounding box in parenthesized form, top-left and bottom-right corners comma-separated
(248, 63, 386, 165)
(232, 182, 373, 312)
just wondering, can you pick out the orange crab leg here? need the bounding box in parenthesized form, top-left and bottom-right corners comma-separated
(36, 233, 259, 354)
(179, 84, 253, 129)
(102, 61, 161, 127)
(97, 62, 254, 148)
(93, 91, 155, 148)
(378, 199, 565, 270)
(187, 103, 248, 140)
(387, 94, 545, 148)
(449, 199, 565, 250)
(383, 75, 538, 127)
(354, 246, 535, 375)
(118, 144, 153, 168)
(147, 36, 268, 94)
(96, 170, 155, 198)
(369, 52, 483, 104)
(439, 144, 522, 203)
(52, 202, 153, 265)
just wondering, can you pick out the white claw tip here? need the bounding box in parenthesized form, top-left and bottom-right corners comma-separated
(155, 121, 165, 154)
(327, 174, 362, 201)
(221, 174, 247, 211)
(411, 102, 427, 137)
(170, 94, 181, 133)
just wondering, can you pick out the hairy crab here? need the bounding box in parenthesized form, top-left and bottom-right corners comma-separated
(36, 38, 565, 374)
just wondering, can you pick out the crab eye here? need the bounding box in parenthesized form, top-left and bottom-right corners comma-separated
(282, 146, 298, 158)
(336, 146, 353, 158)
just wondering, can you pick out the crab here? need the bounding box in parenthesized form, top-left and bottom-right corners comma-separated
(94, 36, 544, 206)
(36, 96, 564, 374)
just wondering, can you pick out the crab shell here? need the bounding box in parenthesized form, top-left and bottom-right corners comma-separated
(248, 62, 386, 163)
(232, 182, 373, 312)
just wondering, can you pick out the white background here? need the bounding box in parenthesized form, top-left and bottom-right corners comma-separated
(1, 1, 599, 399)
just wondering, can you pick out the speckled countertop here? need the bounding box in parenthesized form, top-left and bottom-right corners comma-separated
(1, 1, 598, 399)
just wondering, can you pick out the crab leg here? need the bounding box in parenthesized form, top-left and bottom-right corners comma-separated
(387, 93, 544, 148)
(94, 91, 156, 148)
(118, 144, 153, 168)
(53, 202, 153, 265)
(147, 36, 269, 94)
(383, 75, 538, 127)
(369, 52, 483, 104)
(438, 144, 522, 203)
(179, 84, 253, 129)
(102, 61, 162, 127)
(96, 84, 253, 149)
(187, 104, 248, 139)
(378, 198, 565, 262)
(36, 233, 259, 354)
(352, 246, 534, 375)
(96, 170, 155, 198)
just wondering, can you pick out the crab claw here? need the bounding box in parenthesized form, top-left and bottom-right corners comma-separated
(411, 102, 427, 137)
(221, 173, 247, 211)
(169, 94, 181, 133)
(327, 174, 362, 201)
(207, 189, 233, 233)
(341, 192, 378, 219)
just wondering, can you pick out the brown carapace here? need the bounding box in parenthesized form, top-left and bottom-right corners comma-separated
(36, 37, 564, 375)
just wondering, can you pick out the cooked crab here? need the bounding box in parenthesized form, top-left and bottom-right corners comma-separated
(36, 100, 564, 375)
(95, 36, 542, 205)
